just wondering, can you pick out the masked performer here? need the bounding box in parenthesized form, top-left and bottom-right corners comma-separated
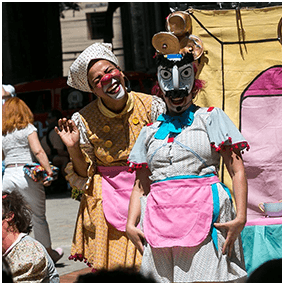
(55, 43, 165, 271)
(126, 10, 248, 283)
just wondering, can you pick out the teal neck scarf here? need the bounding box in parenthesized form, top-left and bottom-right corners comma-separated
(154, 104, 197, 140)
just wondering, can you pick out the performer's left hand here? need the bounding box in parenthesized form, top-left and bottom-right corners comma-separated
(214, 218, 246, 257)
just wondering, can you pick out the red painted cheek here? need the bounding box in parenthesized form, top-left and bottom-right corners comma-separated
(101, 69, 121, 86)
(111, 69, 121, 77)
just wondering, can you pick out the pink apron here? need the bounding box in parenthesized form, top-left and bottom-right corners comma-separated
(143, 175, 220, 248)
(98, 166, 136, 232)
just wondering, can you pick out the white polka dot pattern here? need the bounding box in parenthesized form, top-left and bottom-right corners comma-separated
(67, 43, 119, 93)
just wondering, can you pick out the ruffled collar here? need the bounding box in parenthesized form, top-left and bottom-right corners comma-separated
(97, 92, 134, 118)
(154, 104, 197, 140)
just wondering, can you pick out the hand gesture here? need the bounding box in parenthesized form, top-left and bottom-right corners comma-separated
(42, 171, 53, 187)
(126, 225, 145, 255)
(43, 180, 52, 187)
(214, 218, 246, 257)
(55, 118, 80, 149)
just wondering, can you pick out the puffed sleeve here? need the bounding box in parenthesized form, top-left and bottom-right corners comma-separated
(27, 123, 38, 134)
(151, 95, 166, 122)
(127, 126, 148, 172)
(206, 107, 250, 152)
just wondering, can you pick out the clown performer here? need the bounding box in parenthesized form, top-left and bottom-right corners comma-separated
(126, 10, 248, 283)
(55, 43, 165, 270)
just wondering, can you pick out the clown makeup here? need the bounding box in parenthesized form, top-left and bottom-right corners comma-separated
(101, 69, 126, 100)
(88, 61, 126, 101)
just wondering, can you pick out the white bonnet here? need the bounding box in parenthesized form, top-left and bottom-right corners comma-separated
(67, 43, 119, 93)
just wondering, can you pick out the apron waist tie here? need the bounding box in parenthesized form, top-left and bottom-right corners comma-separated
(211, 182, 232, 253)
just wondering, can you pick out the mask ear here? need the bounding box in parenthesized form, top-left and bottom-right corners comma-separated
(179, 35, 204, 61)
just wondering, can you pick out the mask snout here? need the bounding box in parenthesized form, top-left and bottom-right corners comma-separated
(172, 65, 179, 91)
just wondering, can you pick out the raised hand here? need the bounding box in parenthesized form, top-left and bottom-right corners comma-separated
(55, 118, 80, 149)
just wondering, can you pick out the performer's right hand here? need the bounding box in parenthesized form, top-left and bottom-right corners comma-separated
(55, 118, 80, 149)
(126, 224, 145, 255)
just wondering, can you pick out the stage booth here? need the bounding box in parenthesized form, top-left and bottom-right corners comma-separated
(189, 6, 282, 275)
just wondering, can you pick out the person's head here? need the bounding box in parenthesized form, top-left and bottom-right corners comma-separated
(2, 97, 34, 135)
(87, 59, 127, 102)
(152, 10, 205, 116)
(155, 53, 204, 116)
(2, 190, 33, 235)
(67, 43, 129, 106)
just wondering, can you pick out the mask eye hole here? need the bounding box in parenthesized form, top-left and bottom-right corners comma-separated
(160, 69, 172, 80)
(181, 67, 192, 78)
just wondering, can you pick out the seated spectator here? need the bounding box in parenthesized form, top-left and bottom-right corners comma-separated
(2, 190, 60, 283)
(41, 110, 70, 178)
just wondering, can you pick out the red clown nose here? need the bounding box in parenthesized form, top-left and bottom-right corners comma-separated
(101, 69, 121, 86)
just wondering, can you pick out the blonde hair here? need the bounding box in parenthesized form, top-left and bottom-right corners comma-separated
(2, 97, 34, 135)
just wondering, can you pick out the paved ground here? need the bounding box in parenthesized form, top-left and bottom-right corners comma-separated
(35, 189, 91, 282)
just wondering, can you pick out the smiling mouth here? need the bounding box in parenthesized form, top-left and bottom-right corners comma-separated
(170, 97, 185, 105)
(106, 81, 120, 95)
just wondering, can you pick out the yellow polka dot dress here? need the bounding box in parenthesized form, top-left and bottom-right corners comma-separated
(65, 92, 165, 271)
